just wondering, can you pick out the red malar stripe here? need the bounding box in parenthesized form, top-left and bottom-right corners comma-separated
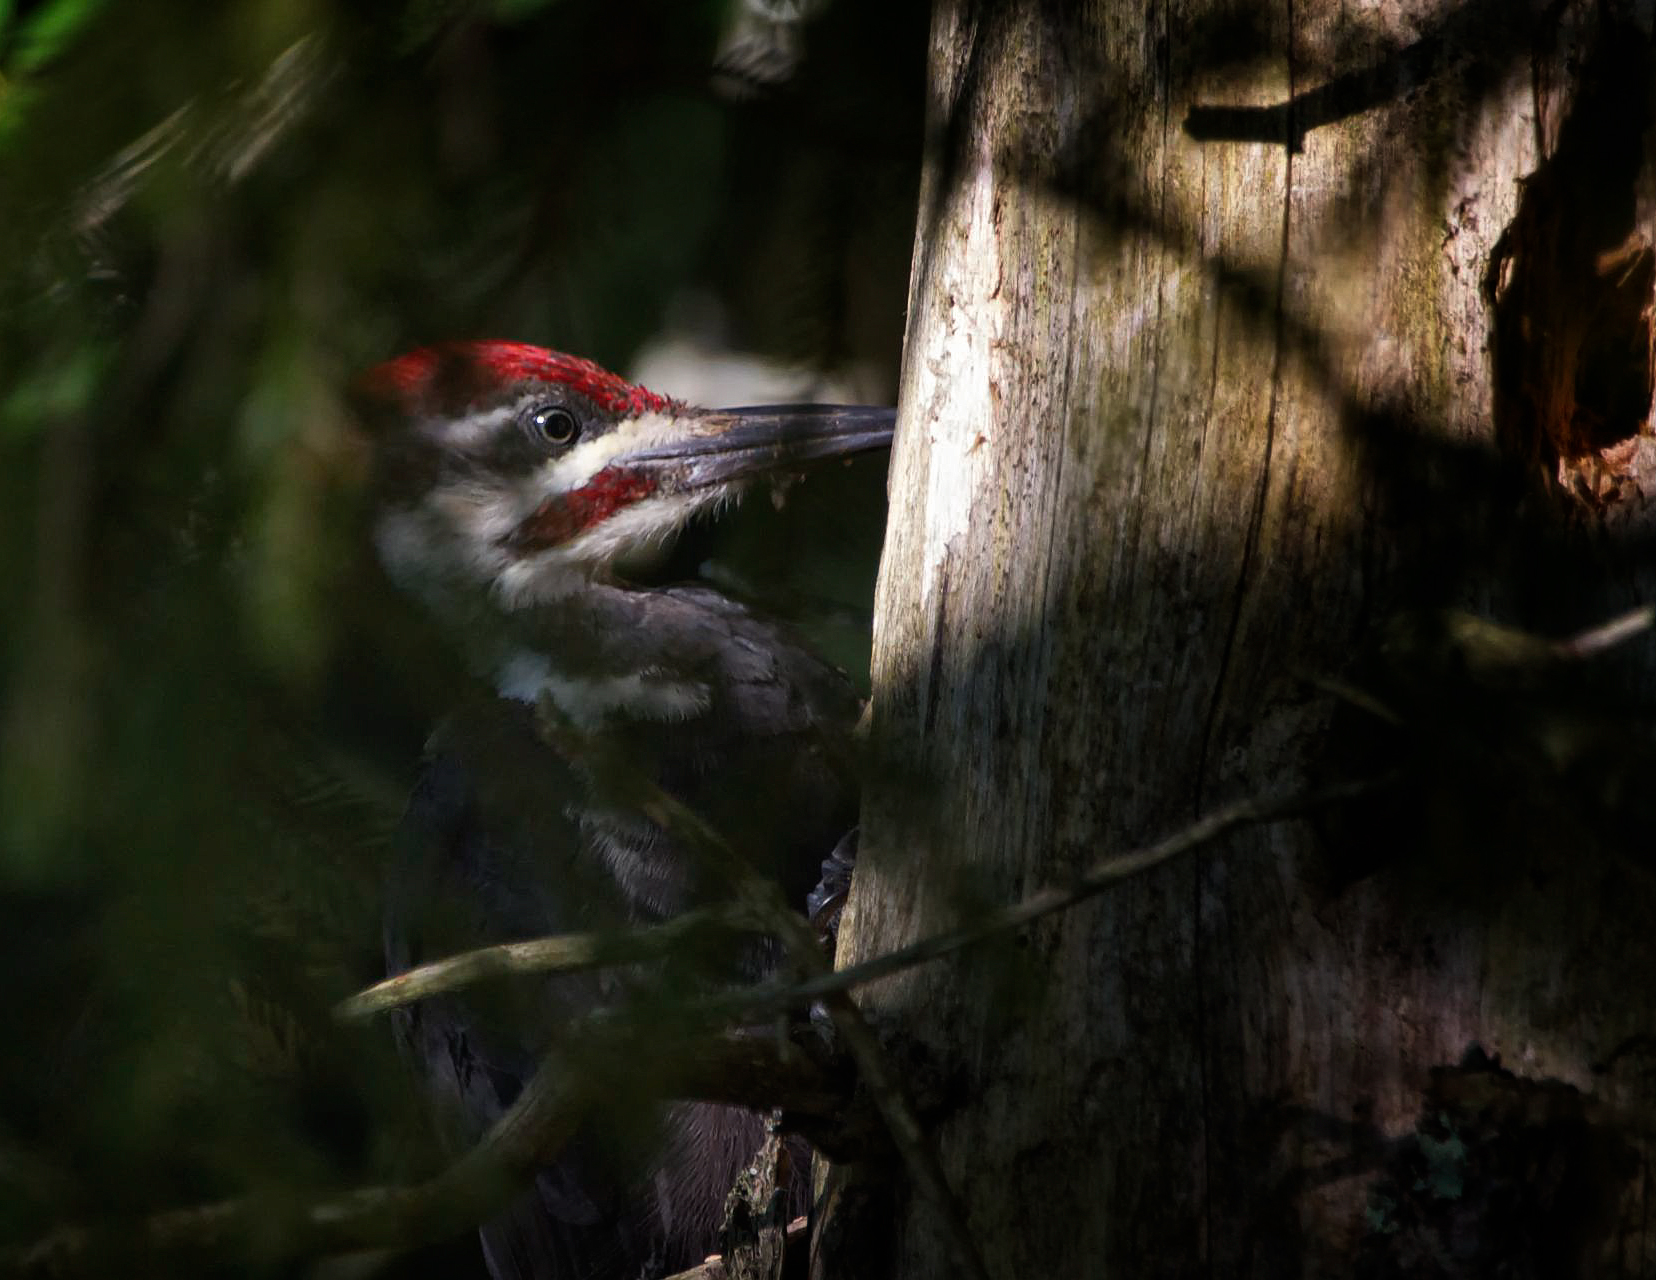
(510, 467, 660, 549)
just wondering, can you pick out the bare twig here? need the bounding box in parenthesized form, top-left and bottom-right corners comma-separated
(343, 774, 1392, 1032)
(5, 1022, 595, 1278)
(335, 904, 755, 1021)
(672, 1032, 850, 1121)
(11, 776, 1386, 1277)
(1, 1030, 837, 1279)
(694, 773, 1396, 1025)
(1555, 604, 1654, 660)
(672, 775, 1391, 1280)
(546, 716, 996, 1280)
(1299, 672, 1404, 725)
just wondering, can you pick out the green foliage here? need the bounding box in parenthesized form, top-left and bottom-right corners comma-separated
(0, 0, 920, 1269)
(0, 340, 110, 441)
(1, 0, 109, 74)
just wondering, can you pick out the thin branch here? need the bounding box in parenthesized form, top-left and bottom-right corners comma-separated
(667, 775, 1392, 1280)
(5, 1025, 595, 1278)
(342, 774, 1391, 1031)
(1555, 604, 1654, 660)
(550, 716, 995, 1280)
(672, 1031, 850, 1121)
(335, 904, 754, 1021)
(13, 776, 1385, 1277)
(1, 1031, 838, 1279)
(697, 773, 1396, 1025)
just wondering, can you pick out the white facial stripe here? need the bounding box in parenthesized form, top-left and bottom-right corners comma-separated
(423, 400, 521, 449)
(562, 489, 719, 565)
(495, 480, 731, 608)
(537, 410, 683, 492)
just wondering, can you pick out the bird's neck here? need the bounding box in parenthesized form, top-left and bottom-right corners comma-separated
(432, 578, 718, 729)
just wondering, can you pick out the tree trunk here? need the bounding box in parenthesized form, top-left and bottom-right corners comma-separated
(824, 0, 1656, 1275)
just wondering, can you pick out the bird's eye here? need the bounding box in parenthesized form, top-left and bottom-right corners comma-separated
(523, 404, 580, 448)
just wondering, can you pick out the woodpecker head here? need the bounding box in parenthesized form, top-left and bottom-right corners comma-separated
(353, 341, 894, 609)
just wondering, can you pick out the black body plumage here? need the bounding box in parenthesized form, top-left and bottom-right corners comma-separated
(386, 587, 860, 1279)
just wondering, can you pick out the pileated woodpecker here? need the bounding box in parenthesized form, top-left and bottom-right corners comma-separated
(352, 342, 892, 1280)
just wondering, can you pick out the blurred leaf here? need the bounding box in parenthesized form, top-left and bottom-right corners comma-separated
(0, 340, 109, 440)
(6, 0, 109, 73)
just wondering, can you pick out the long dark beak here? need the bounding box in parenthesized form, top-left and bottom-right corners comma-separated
(621, 405, 895, 490)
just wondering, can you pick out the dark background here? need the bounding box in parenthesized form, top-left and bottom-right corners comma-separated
(0, 0, 922, 1270)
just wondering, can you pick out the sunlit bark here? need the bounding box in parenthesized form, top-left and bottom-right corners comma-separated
(825, 0, 1656, 1274)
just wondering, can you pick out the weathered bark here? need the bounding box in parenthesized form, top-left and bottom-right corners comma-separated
(823, 0, 1656, 1275)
